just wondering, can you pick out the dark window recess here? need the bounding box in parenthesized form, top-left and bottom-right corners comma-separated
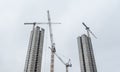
(80, 37, 86, 72)
(34, 32, 41, 72)
(26, 31, 34, 72)
(87, 37, 95, 72)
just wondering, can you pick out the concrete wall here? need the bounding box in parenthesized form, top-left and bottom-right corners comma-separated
(77, 34, 97, 72)
(24, 26, 45, 72)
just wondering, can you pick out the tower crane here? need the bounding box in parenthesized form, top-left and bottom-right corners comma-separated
(24, 10, 61, 72)
(81, 22, 98, 72)
(55, 53, 72, 72)
(82, 22, 97, 39)
(47, 10, 61, 72)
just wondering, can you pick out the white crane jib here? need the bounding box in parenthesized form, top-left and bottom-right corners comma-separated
(55, 53, 72, 72)
(82, 22, 97, 39)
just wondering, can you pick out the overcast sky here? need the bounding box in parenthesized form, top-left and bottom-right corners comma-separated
(0, 0, 120, 72)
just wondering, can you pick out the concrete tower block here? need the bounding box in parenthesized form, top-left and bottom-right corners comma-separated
(77, 34, 97, 72)
(24, 26, 45, 72)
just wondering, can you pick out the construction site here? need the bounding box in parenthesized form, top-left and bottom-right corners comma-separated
(24, 11, 97, 72)
(1, 0, 120, 72)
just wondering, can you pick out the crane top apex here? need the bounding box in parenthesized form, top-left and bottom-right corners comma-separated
(82, 22, 89, 30)
(82, 22, 97, 39)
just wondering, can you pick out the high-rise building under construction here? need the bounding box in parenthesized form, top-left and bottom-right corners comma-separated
(24, 26, 44, 72)
(77, 34, 97, 72)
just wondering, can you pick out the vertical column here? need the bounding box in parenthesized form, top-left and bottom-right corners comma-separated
(24, 30, 34, 72)
(36, 28, 45, 72)
(28, 26, 40, 72)
(88, 38, 97, 72)
(50, 51, 54, 72)
(77, 36, 86, 72)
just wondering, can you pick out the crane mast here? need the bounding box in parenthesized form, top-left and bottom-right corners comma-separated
(55, 53, 72, 72)
(47, 10, 56, 72)
(47, 11, 54, 46)
(47, 10, 61, 72)
(65, 59, 72, 72)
